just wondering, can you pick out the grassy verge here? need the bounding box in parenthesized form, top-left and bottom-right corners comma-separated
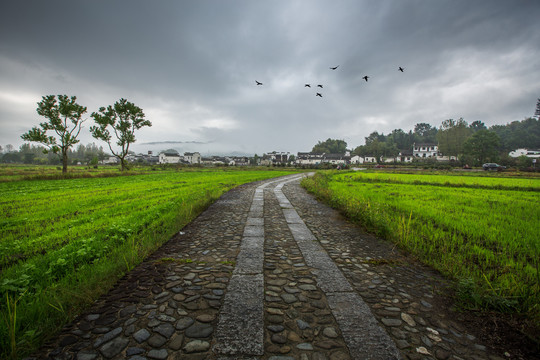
(0, 168, 298, 359)
(301, 171, 540, 322)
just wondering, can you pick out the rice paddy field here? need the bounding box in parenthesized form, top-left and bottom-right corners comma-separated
(0, 167, 298, 358)
(301, 170, 540, 319)
(0, 164, 142, 182)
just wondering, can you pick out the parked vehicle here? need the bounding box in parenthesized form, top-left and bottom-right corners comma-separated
(482, 163, 506, 171)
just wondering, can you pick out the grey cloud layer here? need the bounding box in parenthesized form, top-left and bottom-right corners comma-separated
(1, 0, 539, 154)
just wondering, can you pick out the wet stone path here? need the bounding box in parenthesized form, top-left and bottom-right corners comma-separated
(32, 174, 505, 360)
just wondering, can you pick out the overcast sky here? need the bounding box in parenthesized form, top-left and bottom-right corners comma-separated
(1, 0, 539, 156)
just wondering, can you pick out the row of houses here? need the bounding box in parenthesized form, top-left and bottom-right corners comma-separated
(101, 150, 202, 165)
(157, 150, 253, 166)
(202, 156, 250, 166)
(291, 144, 445, 166)
(100, 145, 540, 166)
(158, 150, 201, 164)
(292, 145, 538, 166)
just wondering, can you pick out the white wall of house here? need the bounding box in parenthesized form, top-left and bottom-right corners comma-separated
(101, 157, 119, 164)
(364, 156, 376, 163)
(509, 148, 540, 158)
(436, 155, 457, 161)
(296, 158, 322, 165)
(400, 156, 413, 163)
(350, 155, 364, 164)
(159, 153, 181, 164)
(231, 157, 249, 166)
(413, 144, 438, 158)
(184, 152, 201, 164)
(326, 158, 347, 164)
(295, 153, 323, 165)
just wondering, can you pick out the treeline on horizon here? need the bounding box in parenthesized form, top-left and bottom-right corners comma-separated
(0, 142, 109, 166)
(312, 117, 540, 166)
(1, 117, 539, 167)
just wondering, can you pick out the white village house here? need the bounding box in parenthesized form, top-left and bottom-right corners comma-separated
(349, 155, 364, 164)
(296, 152, 324, 166)
(413, 143, 438, 158)
(298, 152, 375, 166)
(260, 151, 290, 166)
(509, 148, 540, 159)
(323, 153, 350, 165)
(363, 156, 377, 163)
(184, 152, 201, 164)
(101, 156, 119, 165)
(201, 156, 227, 166)
(399, 150, 414, 163)
(158, 149, 182, 164)
(229, 156, 250, 166)
(158, 150, 202, 164)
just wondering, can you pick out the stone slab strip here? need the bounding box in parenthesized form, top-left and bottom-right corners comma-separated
(274, 176, 402, 360)
(214, 175, 299, 358)
(214, 273, 264, 356)
(327, 292, 402, 359)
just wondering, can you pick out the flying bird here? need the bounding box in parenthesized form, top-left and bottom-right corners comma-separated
(317, 84, 323, 88)
(399, 67, 404, 72)
(316, 93, 322, 97)
(305, 84, 311, 87)
(330, 65, 339, 70)
(363, 76, 369, 82)
(255, 80, 263, 85)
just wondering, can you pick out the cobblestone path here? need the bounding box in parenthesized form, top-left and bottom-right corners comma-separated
(33, 174, 505, 360)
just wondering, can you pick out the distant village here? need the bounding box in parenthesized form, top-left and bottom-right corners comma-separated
(102, 144, 540, 167)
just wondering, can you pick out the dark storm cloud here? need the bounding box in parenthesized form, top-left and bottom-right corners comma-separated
(1, 0, 539, 154)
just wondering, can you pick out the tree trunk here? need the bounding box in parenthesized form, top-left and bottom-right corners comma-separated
(62, 149, 68, 173)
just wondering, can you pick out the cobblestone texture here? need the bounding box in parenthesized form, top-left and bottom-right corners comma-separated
(28, 174, 507, 360)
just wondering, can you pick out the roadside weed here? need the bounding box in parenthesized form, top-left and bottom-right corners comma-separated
(302, 171, 540, 319)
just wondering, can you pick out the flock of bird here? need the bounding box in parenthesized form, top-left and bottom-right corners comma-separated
(255, 65, 405, 98)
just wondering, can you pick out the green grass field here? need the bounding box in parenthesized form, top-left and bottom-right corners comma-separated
(302, 171, 540, 319)
(0, 164, 144, 182)
(0, 167, 298, 359)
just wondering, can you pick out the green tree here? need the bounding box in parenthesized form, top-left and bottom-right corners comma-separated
(373, 141, 398, 162)
(470, 120, 487, 132)
(90, 156, 99, 167)
(18, 143, 49, 164)
(364, 131, 385, 145)
(387, 129, 414, 150)
(21, 95, 87, 173)
(1, 151, 21, 163)
(311, 138, 347, 154)
(491, 118, 540, 152)
(90, 98, 151, 171)
(352, 144, 367, 157)
(437, 118, 472, 159)
(354, 137, 398, 163)
(462, 129, 500, 165)
(516, 155, 533, 169)
(251, 154, 260, 166)
(288, 154, 296, 164)
(414, 123, 438, 143)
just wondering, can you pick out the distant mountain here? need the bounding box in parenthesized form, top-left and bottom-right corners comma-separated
(140, 140, 210, 145)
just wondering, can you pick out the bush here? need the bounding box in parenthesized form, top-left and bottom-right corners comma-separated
(516, 155, 533, 169)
